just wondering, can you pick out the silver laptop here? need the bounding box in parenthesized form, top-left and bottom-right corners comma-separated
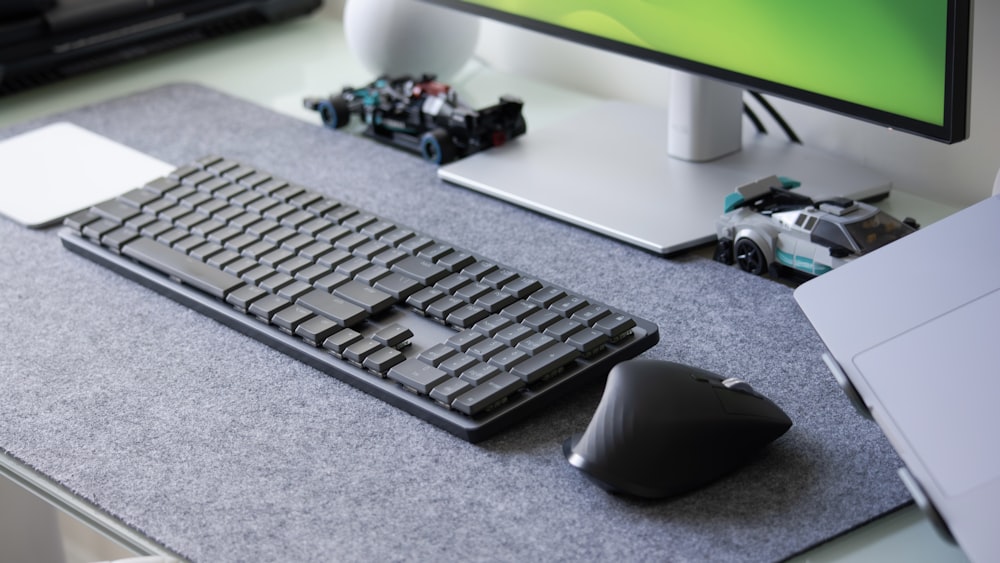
(794, 194, 1000, 563)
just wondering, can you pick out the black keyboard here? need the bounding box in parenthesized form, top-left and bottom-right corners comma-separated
(60, 156, 659, 442)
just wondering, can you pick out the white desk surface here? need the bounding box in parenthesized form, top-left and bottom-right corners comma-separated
(0, 3, 969, 562)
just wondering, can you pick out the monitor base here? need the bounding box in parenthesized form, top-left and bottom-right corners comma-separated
(438, 100, 892, 255)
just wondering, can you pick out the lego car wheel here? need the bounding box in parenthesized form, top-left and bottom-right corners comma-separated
(734, 238, 768, 275)
(420, 128, 456, 164)
(512, 115, 527, 137)
(318, 96, 350, 129)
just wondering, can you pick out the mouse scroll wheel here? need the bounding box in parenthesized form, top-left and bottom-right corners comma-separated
(721, 377, 754, 393)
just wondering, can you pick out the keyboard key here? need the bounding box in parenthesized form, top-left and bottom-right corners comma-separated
(259, 272, 294, 293)
(322, 328, 362, 355)
(435, 273, 471, 294)
(389, 360, 451, 395)
(462, 261, 498, 281)
(482, 269, 518, 289)
(295, 316, 341, 346)
(439, 353, 478, 377)
(118, 188, 160, 209)
(363, 347, 405, 375)
(446, 330, 485, 353)
(406, 287, 445, 312)
(64, 209, 100, 231)
(459, 363, 501, 386)
(452, 373, 524, 415)
(516, 333, 556, 356)
(426, 295, 465, 321)
(277, 280, 312, 302)
(527, 286, 565, 308)
(475, 290, 517, 314)
(334, 232, 369, 252)
(293, 264, 330, 285)
(510, 343, 579, 384)
(550, 295, 589, 317)
(344, 338, 382, 364)
(93, 200, 140, 224)
(499, 300, 538, 323)
(566, 328, 609, 356)
(297, 289, 368, 327)
(544, 318, 584, 341)
(188, 240, 223, 261)
(594, 314, 637, 341)
(446, 304, 489, 329)
(494, 324, 533, 347)
(399, 235, 434, 255)
(248, 294, 291, 322)
(333, 280, 395, 314)
(360, 220, 396, 239)
(354, 264, 391, 286)
(156, 228, 189, 247)
(419, 343, 456, 367)
(571, 305, 611, 326)
(392, 256, 448, 285)
(289, 190, 323, 211)
(472, 315, 511, 337)
(374, 273, 423, 300)
(146, 176, 181, 194)
(122, 237, 243, 299)
(467, 338, 506, 362)
(417, 243, 453, 262)
(272, 304, 315, 333)
(380, 228, 414, 246)
(487, 347, 527, 371)
(373, 324, 414, 349)
(317, 273, 350, 293)
(335, 256, 371, 278)
(299, 240, 335, 261)
(501, 277, 542, 299)
(454, 282, 491, 304)
(101, 227, 139, 251)
(429, 378, 472, 407)
(83, 218, 120, 241)
(436, 250, 475, 272)
(372, 248, 408, 269)
(317, 248, 352, 269)
(306, 198, 341, 216)
(226, 284, 267, 312)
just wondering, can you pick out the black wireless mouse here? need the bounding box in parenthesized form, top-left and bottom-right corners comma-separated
(564, 359, 792, 499)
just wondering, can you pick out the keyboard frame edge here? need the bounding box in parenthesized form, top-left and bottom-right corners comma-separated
(59, 228, 660, 443)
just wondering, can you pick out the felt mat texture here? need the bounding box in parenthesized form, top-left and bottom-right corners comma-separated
(0, 83, 908, 562)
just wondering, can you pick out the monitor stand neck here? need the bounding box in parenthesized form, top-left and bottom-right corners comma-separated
(668, 72, 744, 162)
(438, 70, 892, 255)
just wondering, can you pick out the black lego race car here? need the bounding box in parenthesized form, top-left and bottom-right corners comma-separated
(304, 74, 526, 164)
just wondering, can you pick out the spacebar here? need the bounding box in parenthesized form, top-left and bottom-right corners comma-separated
(122, 237, 244, 299)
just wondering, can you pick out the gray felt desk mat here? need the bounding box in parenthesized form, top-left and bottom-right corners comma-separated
(0, 83, 908, 562)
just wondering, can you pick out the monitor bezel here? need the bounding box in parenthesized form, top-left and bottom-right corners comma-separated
(420, 0, 971, 144)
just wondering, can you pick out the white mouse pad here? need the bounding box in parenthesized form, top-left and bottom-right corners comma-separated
(0, 122, 175, 228)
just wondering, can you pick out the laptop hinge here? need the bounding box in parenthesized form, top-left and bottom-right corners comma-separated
(821, 352, 872, 420)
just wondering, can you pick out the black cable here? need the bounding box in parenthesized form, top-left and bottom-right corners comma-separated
(743, 103, 767, 134)
(749, 90, 802, 144)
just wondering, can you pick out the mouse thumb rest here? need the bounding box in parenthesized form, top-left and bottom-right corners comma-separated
(564, 359, 792, 499)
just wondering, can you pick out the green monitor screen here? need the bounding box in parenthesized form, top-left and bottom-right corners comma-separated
(423, 0, 970, 143)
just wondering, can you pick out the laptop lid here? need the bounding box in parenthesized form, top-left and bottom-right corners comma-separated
(0, 0, 320, 95)
(794, 194, 1000, 563)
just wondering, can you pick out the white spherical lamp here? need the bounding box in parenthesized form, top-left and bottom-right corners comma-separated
(343, 0, 481, 81)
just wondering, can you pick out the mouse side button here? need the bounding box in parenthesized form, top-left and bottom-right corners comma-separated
(713, 386, 792, 428)
(721, 377, 754, 393)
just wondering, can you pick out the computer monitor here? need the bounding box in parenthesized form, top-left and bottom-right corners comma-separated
(421, 0, 972, 254)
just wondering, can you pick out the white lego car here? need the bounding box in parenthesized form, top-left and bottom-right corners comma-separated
(714, 176, 918, 277)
